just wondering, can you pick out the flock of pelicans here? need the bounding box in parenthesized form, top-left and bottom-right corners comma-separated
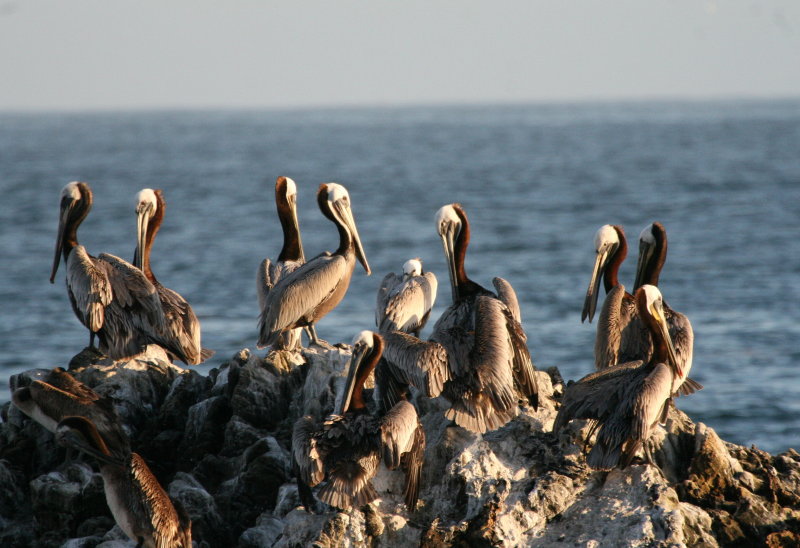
(10, 178, 701, 547)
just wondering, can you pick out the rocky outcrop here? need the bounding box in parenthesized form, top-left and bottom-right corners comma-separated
(1, 344, 798, 547)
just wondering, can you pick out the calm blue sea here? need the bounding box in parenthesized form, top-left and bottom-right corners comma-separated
(1, 101, 798, 453)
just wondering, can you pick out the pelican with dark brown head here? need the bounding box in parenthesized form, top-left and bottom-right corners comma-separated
(581, 224, 652, 370)
(292, 331, 425, 512)
(633, 221, 694, 383)
(134, 188, 213, 365)
(257, 176, 309, 350)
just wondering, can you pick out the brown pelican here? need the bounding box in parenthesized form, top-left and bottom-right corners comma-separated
(555, 285, 701, 470)
(581, 224, 649, 370)
(633, 222, 694, 381)
(134, 188, 213, 365)
(257, 177, 308, 350)
(430, 203, 538, 432)
(292, 331, 425, 511)
(56, 416, 192, 547)
(375, 258, 438, 337)
(259, 183, 370, 347)
(50, 182, 168, 360)
(11, 367, 129, 458)
(381, 204, 537, 434)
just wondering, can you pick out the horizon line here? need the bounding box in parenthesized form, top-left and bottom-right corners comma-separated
(2, 93, 799, 116)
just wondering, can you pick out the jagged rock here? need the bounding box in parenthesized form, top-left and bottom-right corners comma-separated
(216, 437, 289, 529)
(226, 349, 308, 432)
(273, 484, 301, 518)
(3, 345, 800, 547)
(168, 471, 230, 547)
(238, 513, 284, 548)
(179, 395, 231, 467)
(28, 461, 107, 547)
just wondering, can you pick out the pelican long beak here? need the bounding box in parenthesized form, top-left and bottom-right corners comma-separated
(581, 244, 614, 323)
(336, 342, 369, 415)
(439, 225, 459, 304)
(633, 239, 655, 292)
(134, 204, 151, 270)
(50, 202, 72, 283)
(651, 301, 682, 378)
(289, 195, 305, 263)
(333, 199, 370, 275)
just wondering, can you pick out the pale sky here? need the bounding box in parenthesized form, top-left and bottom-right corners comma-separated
(1, 1, 799, 111)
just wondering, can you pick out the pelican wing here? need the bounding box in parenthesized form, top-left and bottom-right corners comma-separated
(259, 253, 345, 347)
(380, 331, 450, 398)
(155, 285, 209, 365)
(258, 258, 305, 312)
(375, 272, 402, 329)
(676, 377, 703, 396)
(292, 415, 325, 487)
(66, 246, 113, 333)
(378, 273, 438, 334)
(553, 360, 646, 433)
(374, 357, 408, 413)
(45, 367, 102, 403)
(470, 296, 517, 414)
(256, 258, 274, 313)
(492, 277, 521, 324)
(129, 453, 190, 548)
(401, 421, 425, 511)
(666, 304, 694, 382)
(501, 304, 538, 409)
(97, 253, 165, 331)
(590, 362, 673, 469)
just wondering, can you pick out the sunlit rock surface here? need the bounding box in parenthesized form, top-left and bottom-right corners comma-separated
(1, 343, 798, 547)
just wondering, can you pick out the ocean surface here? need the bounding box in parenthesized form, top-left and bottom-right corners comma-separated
(1, 100, 798, 454)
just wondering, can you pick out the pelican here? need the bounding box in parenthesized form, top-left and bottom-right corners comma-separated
(11, 367, 129, 458)
(554, 285, 701, 470)
(292, 331, 425, 511)
(375, 258, 438, 337)
(259, 183, 370, 347)
(381, 204, 537, 434)
(50, 182, 168, 360)
(582, 224, 649, 370)
(432, 203, 538, 431)
(257, 176, 309, 350)
(633, 222, 694, 379)
(56, 416, 192, 548)
(135, 188, 213, 365)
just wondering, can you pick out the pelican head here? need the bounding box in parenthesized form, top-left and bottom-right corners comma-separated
(55, 416, 126, 467)
(633, 222, 666, 291)
(582, 224, 624, 323)
(319, 183, 370, 274)
(276, 176, 298, 209)
(402, 258, 423, 280)
(134, 188, 159, 270)
(637, 285, 681, 378)
(435, 204, 464, 303)
(338, 330, 381, 415)
(51, 182, 92, 283)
